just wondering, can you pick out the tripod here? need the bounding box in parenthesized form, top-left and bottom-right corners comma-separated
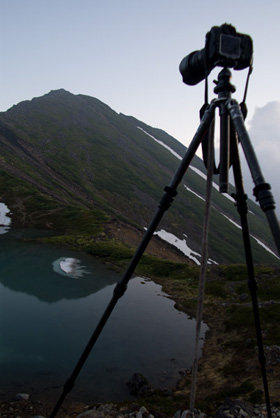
(49, 68, 280, 418)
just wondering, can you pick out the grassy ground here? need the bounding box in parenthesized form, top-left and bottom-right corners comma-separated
(153, 264, 280, 415)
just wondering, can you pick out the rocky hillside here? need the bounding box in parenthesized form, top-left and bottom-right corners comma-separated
(0, 89, 278, 265)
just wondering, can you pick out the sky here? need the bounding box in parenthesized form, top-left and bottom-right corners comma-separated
(1, 0, 280, 217)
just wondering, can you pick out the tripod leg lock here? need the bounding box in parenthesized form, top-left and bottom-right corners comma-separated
(114, 281, 128, 299)
(253, 183, 276, 212)
(159, 186, 178, 211)
(247, 277, 258, 293)
(232, 192, 248, 215)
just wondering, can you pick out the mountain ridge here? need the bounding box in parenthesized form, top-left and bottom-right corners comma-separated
(0, 89, 278, 265)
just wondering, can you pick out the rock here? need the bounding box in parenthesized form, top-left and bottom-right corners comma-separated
(265, 345, 280, 365)
(239, 293, 249, 301)
(15, 393, 30, 401)
(126, 373, 153, 398)
(181, 411, 192, 418)
(139, 406, 149, 416)
(238, 409, 248, 417)
(31, 416, 47, 418)
(77, 410, 104, 418)
(181, 410, 196, 418)
(216, 399, 254, 418)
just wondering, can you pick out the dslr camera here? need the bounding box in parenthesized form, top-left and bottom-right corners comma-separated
(179, 24, 253, 85)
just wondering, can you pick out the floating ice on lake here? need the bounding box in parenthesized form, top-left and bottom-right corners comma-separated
(52, 257, 90, 279)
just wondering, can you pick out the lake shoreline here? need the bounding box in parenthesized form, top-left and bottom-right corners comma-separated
(0, 228, 205, 416)
(1, 227, 280, 417)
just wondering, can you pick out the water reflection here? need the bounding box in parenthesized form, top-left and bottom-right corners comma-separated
(0, 226, 10, 235)
(52, 257, 90, 279)
(0, 202, 11, 234)
(0, 230, 119, 302)
(0, 229, 208, 403)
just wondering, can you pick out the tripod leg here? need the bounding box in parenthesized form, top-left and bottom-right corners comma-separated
(230, 134, 272, 418)
(226, 99, 280, 255)
(219, 101, 230, 193)
(190, 116, 215, 410)
(49, 103, 217, 418)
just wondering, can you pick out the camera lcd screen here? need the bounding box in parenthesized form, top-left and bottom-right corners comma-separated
(219, 33, 241, 59)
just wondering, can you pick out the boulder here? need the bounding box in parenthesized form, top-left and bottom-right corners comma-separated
(15, 393, 30, 401)
(126, 373, 153, 398)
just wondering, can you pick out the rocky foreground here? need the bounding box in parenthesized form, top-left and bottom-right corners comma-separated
(1, 397, 280, 418)
(0, 380, 280, 418)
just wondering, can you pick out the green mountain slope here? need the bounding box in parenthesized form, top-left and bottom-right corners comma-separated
(0, 89, 278, 265)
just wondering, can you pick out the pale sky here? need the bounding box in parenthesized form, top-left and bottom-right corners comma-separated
(1, 0, 280, 215)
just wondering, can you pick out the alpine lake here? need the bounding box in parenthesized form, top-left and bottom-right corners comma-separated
(0, 228, 207, 404)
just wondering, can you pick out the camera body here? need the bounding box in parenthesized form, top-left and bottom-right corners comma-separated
(206, 24, 253, 70)
(180, 24, 253, 85)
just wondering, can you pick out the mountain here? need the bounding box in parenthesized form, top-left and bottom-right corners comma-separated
(0, 89, 278, 265)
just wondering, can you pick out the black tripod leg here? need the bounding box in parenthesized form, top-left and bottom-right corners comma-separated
(226, 99, 280, 255)
(49, 102, 216, 418)
(230, 134, 272, 418)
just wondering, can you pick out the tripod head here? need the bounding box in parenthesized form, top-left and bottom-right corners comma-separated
(200, 67, 242, 194)
(213, 67, 236, 97)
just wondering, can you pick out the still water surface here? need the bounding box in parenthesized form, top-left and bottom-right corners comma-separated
(0, 229, 207, 403)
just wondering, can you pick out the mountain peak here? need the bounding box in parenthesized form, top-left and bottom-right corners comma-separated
(45, 88, 73, 97)
(0, 90, 277, 265)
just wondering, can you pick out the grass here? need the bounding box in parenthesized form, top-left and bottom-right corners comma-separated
(224, 305, 256, 330)
(134, 261, 280, 413)
(194, 380, 261, 416)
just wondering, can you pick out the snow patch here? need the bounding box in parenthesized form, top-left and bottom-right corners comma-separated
(184, 185, 205, 202)
(251, 236, 280, 260)
(139, 126, 279, 261)
(153, 229, 218, 265)
(221, 213, 280, 261)
(138, 127, 182, 160)
(138, 126, 235, 203)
